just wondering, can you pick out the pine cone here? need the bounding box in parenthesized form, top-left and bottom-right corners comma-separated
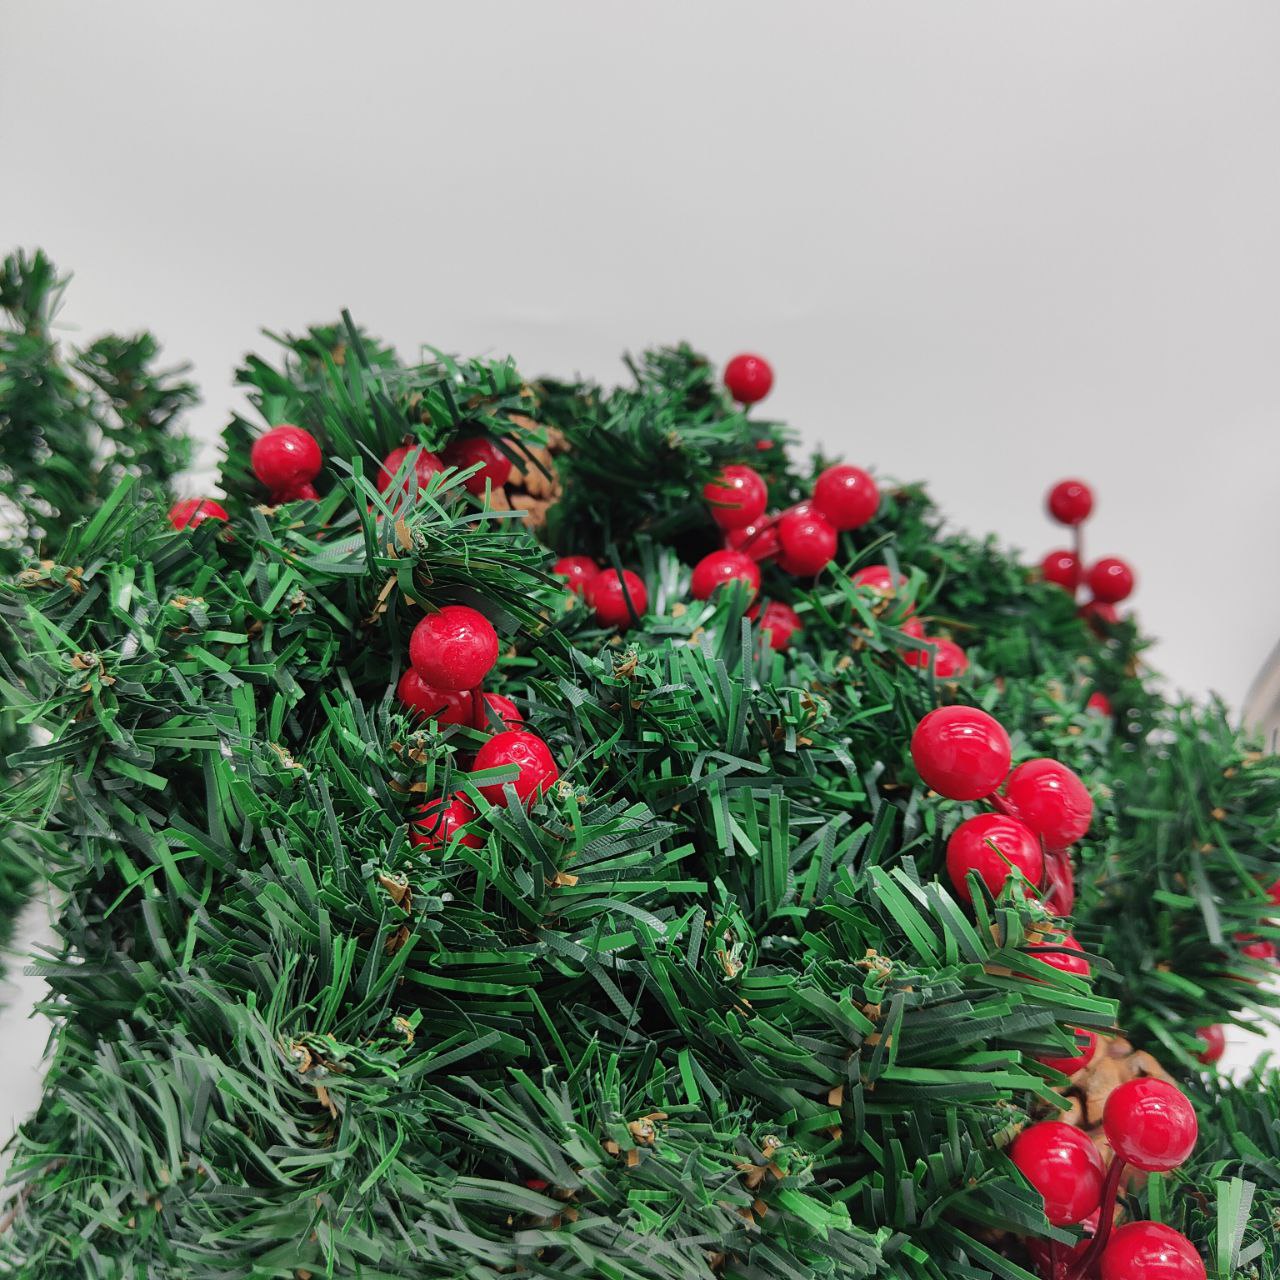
(490, 416, 566, 529)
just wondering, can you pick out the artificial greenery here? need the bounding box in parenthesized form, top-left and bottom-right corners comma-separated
(0, 293, 1277, 1279)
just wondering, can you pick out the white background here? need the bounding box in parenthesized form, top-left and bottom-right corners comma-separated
(2, 1, 1278, 1153)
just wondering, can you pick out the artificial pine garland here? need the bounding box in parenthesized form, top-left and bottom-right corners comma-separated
(1, 255, 1278, 1279)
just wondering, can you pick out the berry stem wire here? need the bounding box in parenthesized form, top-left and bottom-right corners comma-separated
(1063, 1156, 1127, 1280)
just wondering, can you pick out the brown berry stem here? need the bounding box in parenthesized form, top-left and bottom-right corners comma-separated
(1064, 1156, 1127, 1280)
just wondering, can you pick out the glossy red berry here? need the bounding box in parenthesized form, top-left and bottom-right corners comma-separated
(1040, 549, 1080, 590)
(946, 813, 1043, 903)
(395, 669, 475, 726)
(412, 794, 483, 850)
(408, 606, 499, 691)
(903, 638, 968, 679)
(910, 706, 1012, 800)
(1088, 557, 1136, 603)
(1029, 932, 1091, 979)
(1103, 1077, 1198, 1171)
(273, 481, 319, 502)
(553, 555, 599, 595)
(1003, 758, 1093, 848)
(442, 436, 512, 494)
(691, 550, 761, 601)
(251, 425, 322, 491)
(812, 465, 880, 531)
(1099, 1222, 1205, 1280)
(473, 730, 560, 807)
(851, 564, 915, 615)
(1038, 1026, 1098, 1077)
(775, 507, 838, 576)
(899, 617, 926, 640)
(377, 444, 445, 494)
(1008, 1121, 1105, 1226)
(1195, 1024, 1226, 1065)
(475, 691, 523, 730)
(724, 521, 781, 561)
(168, 498, 228, 530)
(703, 465, 768, 530)
(1087, 691, 1112, 716)
(587, 568, 648, 629)
(748, 600, 803, 651)
(1046, 479, 1094, 526)
(723, 353, 774, 404)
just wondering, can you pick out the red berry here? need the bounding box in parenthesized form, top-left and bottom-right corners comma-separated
(473, 730, 560, 807)
(377, 444, 445, 494)
(1087, 691, 1112, 716)
(1038, 1026, 1097, 1077)
(812, 465, 880, 531)
(442, 436, 512, 495)
(553, 555, 599, 595)
(587, 568, 648, 629)
(691, 550, 761, 601)
(1008, 1121, 1105, 1226)
(168, 498, 228, 530)
(412, 794, 482, 850)
(1040, 549, 1080, 590)
(1195, 1024, 1226, 1065)
(273, 481, 320, 503)
(723, 353, 774, 404)
(776, 507, 838, 576)
(1099, 1222, 1205, 1280)
(1103, 1078, 1198, 1172)
(251, 425, 322, 491)
(910, 706, 1012, 800)
(946, 813, 1043, 903)
(408, 605, 499, 691)
(748, 600, 802, 651)
(903, 637, 968, 678)
(395, 669, 475, 726)
(1003, 758, 1093, 848)
(703, 465, 768, 530)
(724, 521, 781, 561)
(1046, 479, 1094, 526)
(476, 691, 523, 729)
(1028, 932, 1090, 979)
(1267, 878, 1280, 907)
(899, 617, 926, 640)
(1088, 557, 1135, 603)
(1042, 847, 1076, 917)
(1080, 599, 1120, 628)
(1237, 933, 1278, 963)
(851, 564, 914, 614)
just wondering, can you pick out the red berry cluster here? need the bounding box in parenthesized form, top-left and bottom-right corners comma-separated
(551, 557, 650, 632)
(1013, 1078, 1202, 1279)
(1040, 480, 1136, 628)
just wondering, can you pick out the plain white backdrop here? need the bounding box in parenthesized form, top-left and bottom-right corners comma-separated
(2, 0, 1278, 1154)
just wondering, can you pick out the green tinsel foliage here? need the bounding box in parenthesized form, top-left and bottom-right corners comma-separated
(0, 249, 195, 955)
(0, 324, 1276, 1279)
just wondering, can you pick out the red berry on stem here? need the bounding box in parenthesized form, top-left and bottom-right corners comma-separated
(1038, 1026, 1097, 1077)
(691, 550, 761, 601)
(903, 638, 968, 678)
(476, 691, 523, 730)
(587, 568, 648, 629)
(812, 464, 880, 531)
(1103, 1078, 1198, 1171)
(377, 444, 445, 494)
(442, 436, 512, 494)
(851, 564, 915, 615)
(1099, 1222, 1205, 1280)
(251, 425, 322, 491)
(724, 521, 781, 561)
(1008, 1121, 1105, 1226)
(1029, 932, 1090, 978)
(473, 730, 559, 807)
(1088, 557, 1136, 603)
(409, 605, 499, 691)
(1087, 691, 1112, 716)
(1003, 758, 1093, 848)
(723, 353, 774, 404)
(1195, 1024, 1226, 1065)
(748, 600, 802, 651)
(553, 555, 599, 595)
(899, 617, 926, 640)
(396, 669, 475, 726)
(910, 706, 1012, 800)
(1040, 549, 1080, 590)
(168, 498, 228, 530)
(703, 465, 768, 530)
(946, 812, 1043, 902)
(1046, 479, 1094, 526)
(775, 507, 837, 576)
(412, 794, 483, 850)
